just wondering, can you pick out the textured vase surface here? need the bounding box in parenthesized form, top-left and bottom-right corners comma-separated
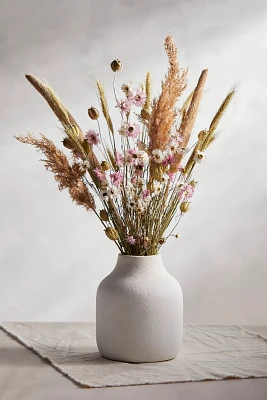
(96, 254, 183, 363)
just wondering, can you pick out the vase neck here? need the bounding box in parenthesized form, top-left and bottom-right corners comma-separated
(115, 254, 164, 273)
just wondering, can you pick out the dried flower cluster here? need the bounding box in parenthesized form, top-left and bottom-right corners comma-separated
(17, 35, 235, 255)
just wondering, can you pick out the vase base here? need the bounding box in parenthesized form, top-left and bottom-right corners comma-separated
(100, 352, 178, 364)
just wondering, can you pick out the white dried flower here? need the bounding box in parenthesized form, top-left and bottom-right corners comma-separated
(152, 149, 165, 164)
(152, 181, 163, 196)
(161, 173, 170, 183)
(125, 183, 134, 194)
(194, 150, 207, 164)
(121, 83, 133, 96)
(100, 189, 109, 201)
(108, 185, 121, 200)
(136, 200, 146, 213)
(137, 150, 149, 164)
(177, 181, 186, 191)
(81, 160, 90, 170)
(128, 199, 137, 209)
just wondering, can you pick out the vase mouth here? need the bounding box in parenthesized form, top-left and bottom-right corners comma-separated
(118, 253, 161, 259)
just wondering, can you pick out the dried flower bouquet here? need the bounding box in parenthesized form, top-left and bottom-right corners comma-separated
(16, 35, 235, 256)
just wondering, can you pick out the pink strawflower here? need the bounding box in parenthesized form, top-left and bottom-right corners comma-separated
(110, 171, 123, 187)
(162, 154, 175, 166)
(126, 235, 136, 245)
(116, 98, 133, 114)
(142, 189, 150, 199)
(184, 184, 195, 198)
(134, 162, 145, 177)
(131, 176, 137, 184)
(85, 129, 100, 145)
(73, 151, 83, 159)
(178, 184, 195, 200)
(168, 172, 175, 182)
(94, 168, 107, 182)
(119, 122, 141, 139)
(131, 88, 146, 107)
(142, 189, 151, 202)
(125, 148, 139, 164)
(115, 151, 125, 167)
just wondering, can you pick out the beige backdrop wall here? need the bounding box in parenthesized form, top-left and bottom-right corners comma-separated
(1, 0, 267, 324)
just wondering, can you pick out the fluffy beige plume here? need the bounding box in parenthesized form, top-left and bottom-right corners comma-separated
(15, 133, 95, 211)
(149, 35, 187, 151)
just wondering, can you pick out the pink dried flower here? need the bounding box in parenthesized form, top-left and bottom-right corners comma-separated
(94, 168, 107, 182)
(142, 189, 150, 199)
(162, 154, 175, 166)
(126, 235, 136, 245)
(73, 151, 83, 159)
(178, 184, 195, 200)
(134, 162, 145, 177)
(131, 88, 146, 107)
(125, 148, 139, 164)
(116, 98, 133, 114)
(168, 172, 175, 182)
(119, 122, 141, 139)
(85, 129, 100, 145)
(142, 189, 151, 202)
(115, 151, 124, 167)
(184, 184, 195, 198)
(110, 171, 123, 187)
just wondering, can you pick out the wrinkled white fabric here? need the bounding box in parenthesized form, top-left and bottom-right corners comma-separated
(1, 323, 267, 388)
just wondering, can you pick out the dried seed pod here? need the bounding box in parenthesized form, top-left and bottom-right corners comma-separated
(158, 237, 166, 245)
(180, 201, 191, 213)
(88, 107, 99, 120)
(100, 209, 109, 221)
(62, 137, 75, 150)
(101, 161, 110, 171)
(189, 180, 198, 187)
(110, 59, 123, 72)
(105, 227, 119, 241)
(141, 108, 150, 120)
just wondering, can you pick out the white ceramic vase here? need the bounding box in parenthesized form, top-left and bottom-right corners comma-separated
(96, 254, 183, 363)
